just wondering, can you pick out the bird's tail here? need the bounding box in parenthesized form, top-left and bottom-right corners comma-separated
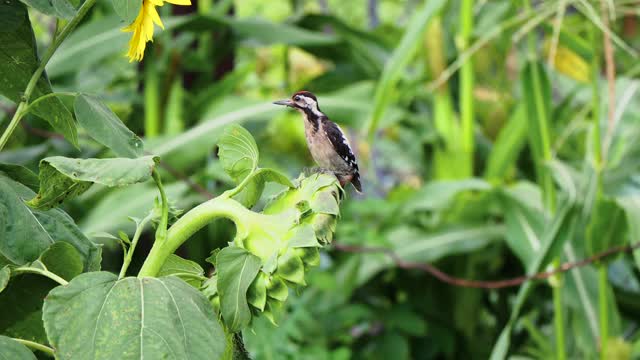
(351, 172, 362, 193)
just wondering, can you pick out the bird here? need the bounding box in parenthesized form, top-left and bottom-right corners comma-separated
(273, 91, 362, 193)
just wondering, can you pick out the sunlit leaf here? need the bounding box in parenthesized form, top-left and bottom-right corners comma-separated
(28, 156, 158, 210)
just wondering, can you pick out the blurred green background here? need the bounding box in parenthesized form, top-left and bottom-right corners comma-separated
(2, 0, 640, 359)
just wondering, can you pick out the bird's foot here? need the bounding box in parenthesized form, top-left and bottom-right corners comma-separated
(303, 167, 334, 176)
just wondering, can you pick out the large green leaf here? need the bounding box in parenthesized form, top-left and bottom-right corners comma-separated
(0, 335, 37, 360)
(74, 94, 144, 158)
(28, 156, 158, 210)
(19, 0, 76, 19)
(0, 0, 77, 147)
(216, 247, 262, 332)
(366, 0, 446, 135)
(110, 0, 141, 25)
(0, 175, 100, 270)
(43, 272, 227, 360)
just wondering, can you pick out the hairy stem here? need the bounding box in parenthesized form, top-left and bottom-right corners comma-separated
(137, 195, 249, 277)
(0, 0, 98, 151)
(12, 338, 54, 356)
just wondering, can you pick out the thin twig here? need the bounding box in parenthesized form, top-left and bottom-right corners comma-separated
(332, 241, 640, 289)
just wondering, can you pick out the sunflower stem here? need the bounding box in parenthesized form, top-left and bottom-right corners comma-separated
(138, 195, 249, 278)
(0, 0, 98, 151)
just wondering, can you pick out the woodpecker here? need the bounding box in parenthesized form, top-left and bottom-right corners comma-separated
(274, 91, 362, 192)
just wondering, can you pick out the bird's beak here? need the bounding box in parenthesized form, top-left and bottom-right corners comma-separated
(273, 99, 294, 107)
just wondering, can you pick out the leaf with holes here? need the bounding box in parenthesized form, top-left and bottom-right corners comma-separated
(28, 156, 158, 210)
(0, 174, 100, 270)
(43, 272, 227, 360)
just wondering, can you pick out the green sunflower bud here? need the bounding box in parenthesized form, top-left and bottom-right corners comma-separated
(211, 173, 342, 330)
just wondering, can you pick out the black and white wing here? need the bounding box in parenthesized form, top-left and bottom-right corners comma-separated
(324, 120, 362, 192)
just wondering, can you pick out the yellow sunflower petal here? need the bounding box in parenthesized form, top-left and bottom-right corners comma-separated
(146, 3, 164, 29)
(164, 0, 191, 6)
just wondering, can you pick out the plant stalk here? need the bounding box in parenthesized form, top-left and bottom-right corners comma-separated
(118, 214, 152, 279)
(137, 195, 249, 277)
(598, 264, 608, 359)
(144, 50, 161, 138)
(552, 268, 566, 360)
(458, 0, 475, 177)
(522, 1, 563, 358)
(13, 266, 68, 286)
(0, 0, 98, 151)
(12, 338, 55, 356)
(152, 169, 169, 244)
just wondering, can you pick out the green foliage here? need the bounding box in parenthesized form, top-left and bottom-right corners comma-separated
(0, 336, 37, 360)
(1, 0, 640, 359)
(28, 156, 158, 209)
(110, 0, 141, 25)
(0, 0, 77, 147)
(74, 94, 144, 158)
(43, 272, 227, 359)
(216, 247, 262, 332)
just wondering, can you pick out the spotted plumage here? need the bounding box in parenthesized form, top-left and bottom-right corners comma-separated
(274, 91, 362, 192)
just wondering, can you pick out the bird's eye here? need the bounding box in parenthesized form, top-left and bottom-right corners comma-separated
(294, 96, 301, 101)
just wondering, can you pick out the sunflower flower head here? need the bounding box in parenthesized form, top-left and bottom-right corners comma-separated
(122, 0, 191, 62)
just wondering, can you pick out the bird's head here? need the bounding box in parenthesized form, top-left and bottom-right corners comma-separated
(273, 91, 320, 113)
